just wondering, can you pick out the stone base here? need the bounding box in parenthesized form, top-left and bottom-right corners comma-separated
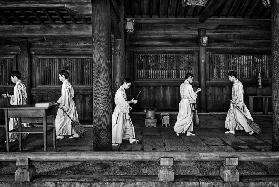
(145, 119, 157, 127)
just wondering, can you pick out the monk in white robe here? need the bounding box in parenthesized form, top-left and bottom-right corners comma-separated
(225, 71, 254, 135)
(55, 70, 79, 139)
(2, 71, 27, 142)
(112, 79, 138, 145)
(174, 73, 201, 136)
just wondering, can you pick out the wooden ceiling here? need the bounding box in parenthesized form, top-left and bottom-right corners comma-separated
(0, 7, 91, 24)
(124, 0, 271, 21)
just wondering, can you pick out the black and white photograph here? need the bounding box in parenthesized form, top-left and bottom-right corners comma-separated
(0, 0, 278, 186)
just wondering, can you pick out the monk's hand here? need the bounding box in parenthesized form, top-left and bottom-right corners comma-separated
(129, 106, 132, 111)
(131, 99, 138, 104)
(196, 88, 201, 93)
(2, 93, 10, 98)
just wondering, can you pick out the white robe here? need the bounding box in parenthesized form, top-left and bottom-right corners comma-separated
(55, 80, 78, 136)
(174, 80, 197, 134)
(112, 86, 135, 144)
(9, 80, 27, 140)
(225, 80, 253, 132)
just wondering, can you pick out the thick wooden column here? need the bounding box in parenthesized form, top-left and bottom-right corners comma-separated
(18, 41, 31, 104)
(92, 0, 112, 151)
(272, 0, 279, 151)
(198, 28, 207, 112)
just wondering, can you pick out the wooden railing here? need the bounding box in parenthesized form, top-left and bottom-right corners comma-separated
(1, 151, 279, 182)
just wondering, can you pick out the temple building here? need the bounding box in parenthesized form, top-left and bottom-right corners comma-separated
(0, 0, 279, 186)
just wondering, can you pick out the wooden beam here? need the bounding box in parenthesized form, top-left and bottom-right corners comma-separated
(199, 0, 225, 22)
(0, 24, 92, 37)
(0, 151, 279, 162)
(0, 0, 91, 3)
(133, 18, 271, 26)
(0, 4, 92, 15)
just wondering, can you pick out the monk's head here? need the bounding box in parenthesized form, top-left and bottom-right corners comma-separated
(59, 70, 69, 82)
(10, 71, 21, 84)
(122, 78, 132, 89)
(228, 70, 237, 82)
(185, 73, 194, 84)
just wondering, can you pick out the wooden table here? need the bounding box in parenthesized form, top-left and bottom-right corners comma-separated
(248, 96, 272, 115)
(0, 105, 56, 152)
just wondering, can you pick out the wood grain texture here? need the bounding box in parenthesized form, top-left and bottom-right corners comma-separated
(272, 0, 279, 151)
(92, 0, 112, 151)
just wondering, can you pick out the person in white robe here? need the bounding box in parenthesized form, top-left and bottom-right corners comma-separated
(225, 70, 254, 135)
(2, 71, 27, 142)
(112, 78, 138, 145)
(55, 70, 79, 140)
(174, 73, 201, 136)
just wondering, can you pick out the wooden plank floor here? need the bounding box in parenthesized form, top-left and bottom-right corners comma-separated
(0, 114, 272, 152)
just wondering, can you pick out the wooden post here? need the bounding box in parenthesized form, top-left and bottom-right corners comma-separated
(18, 41, 31, 104)
(158, 157, 174, 182)
(272, 0, 279, 151)
(112, 0, 125, 92)
(113, 39, 124, 92)
(220, 157, 239, 182)
(92, 0, 112, 151)
(198, 28, 207, 112)
(15, 158, 35, 182)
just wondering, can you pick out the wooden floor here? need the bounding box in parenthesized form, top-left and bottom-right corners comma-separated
(0, 114, 273, 152)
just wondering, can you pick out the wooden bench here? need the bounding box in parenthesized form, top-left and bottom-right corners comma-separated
(248, 96, 272, 114)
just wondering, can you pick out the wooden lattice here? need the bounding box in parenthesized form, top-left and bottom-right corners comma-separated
(135, 53, 194, 80)
(208, 52, 271, 81)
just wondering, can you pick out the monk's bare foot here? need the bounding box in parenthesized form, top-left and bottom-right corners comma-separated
(248, 131, 254, 135)
(225, 131, 235, 135)
(69, 134, 80, 139)
(56, 136, 64, 140)
(186, 132, 195, 136)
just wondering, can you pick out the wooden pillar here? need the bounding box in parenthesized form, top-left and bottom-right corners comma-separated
(272, 0, 279, 151)
(18, 41, 31, 104)
(92, 0, 112, 151)
(198, 28, 207, 112)
(113, 39, 124, 92)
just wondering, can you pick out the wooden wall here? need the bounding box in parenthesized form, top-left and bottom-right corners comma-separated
(0, 37, 93, 123)
(127, 18, 272, 112)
